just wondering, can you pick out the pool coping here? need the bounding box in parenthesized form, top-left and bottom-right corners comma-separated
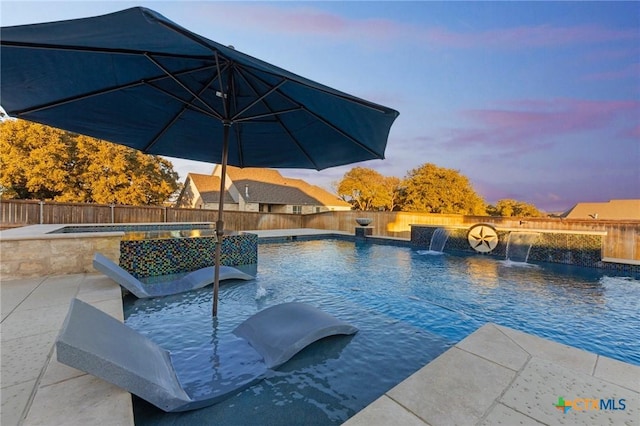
(0, 223, 238, 242)
(0, 224, 127, 241)
(343, 323, 639, 426)
(2, 229, 639, 425)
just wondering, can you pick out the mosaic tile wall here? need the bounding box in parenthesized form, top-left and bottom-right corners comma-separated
(528, 233, 602, 267)
(411, 225, 639, 273)
(410, 226, 436, 249)
(120, 233, 258, 278)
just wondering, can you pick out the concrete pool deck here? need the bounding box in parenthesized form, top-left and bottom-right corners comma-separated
(344, 324, 639, 426)
(1, 229, 639, 425)
(1, 273, 133, 425)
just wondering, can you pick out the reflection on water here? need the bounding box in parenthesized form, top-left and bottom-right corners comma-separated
(123, 228, 218, 241)
(126, 240, 639, 425)
(464, 257, 501, 289)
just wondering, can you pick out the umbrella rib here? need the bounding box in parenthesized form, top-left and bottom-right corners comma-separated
(145, 83, 223, 120)
(233, 107, 302, 123)
(145, 53, 219, 115)
(241, 69, 383, 158)
(234, 68, 320, 169)
(9, 80, 142, 116)
(8, 63, 218, 116)
(225, 57, 392, 114)
(276, 119, 320, 169)
(230, 80, 286, 122)
(303, 106, 383, 158)
(142, 72, 222, 152)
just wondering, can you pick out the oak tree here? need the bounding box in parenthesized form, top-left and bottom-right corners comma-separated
(0, 119, 179, 205)
(336, 167, 400, 211)
(400, 163, 486, 214)
(487, 199, 543, 217)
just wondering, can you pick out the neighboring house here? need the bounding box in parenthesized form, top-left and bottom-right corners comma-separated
(175, 165, 351, 214)
(561, 199, 640, 220)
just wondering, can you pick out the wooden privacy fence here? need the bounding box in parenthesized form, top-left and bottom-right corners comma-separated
(1, 199, 638, 261)
(0, 199, 303, 230)
(1, 200, 161, 225)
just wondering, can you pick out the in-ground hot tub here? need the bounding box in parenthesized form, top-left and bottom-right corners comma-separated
(118, 227, 257, 278)
(0, 223, 257, 279)
(50, 223, 257, 278)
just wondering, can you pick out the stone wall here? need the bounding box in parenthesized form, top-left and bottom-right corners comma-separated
(0, 234, 121, 279)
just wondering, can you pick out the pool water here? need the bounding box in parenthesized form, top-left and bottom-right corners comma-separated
(124, 239, 640, 425)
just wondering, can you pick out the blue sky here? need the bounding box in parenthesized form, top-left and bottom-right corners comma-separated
(2, 1, 639, 212)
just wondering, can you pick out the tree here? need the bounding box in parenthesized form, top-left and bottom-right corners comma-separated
(0, 119, 179, 205)
(382, 176, 402, 211)
(400, 163, 486, 214)
(487, 199, 543, 217)
(335, 167, 400, 211)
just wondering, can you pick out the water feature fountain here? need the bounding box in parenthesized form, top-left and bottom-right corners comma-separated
(429, 228, 450, 252)
(255, 284, 267, 300)
(418, 227, 450, 255)
(505, 232, 540, 263)
(355, 218, 373, 239)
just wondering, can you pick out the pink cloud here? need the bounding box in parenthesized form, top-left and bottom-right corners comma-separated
(446, 98, 640, 154)
(195, 4, 404, 40)
(242, 7, 349, 35)
(621, 124, 640, 139)
(194, 4, 638, 49)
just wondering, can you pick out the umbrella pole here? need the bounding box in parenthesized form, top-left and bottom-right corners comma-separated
(213, 123, 231, 317)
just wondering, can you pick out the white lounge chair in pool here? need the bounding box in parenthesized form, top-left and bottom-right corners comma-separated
(56, 299, 358, 412)
(93, 252, 254, 298)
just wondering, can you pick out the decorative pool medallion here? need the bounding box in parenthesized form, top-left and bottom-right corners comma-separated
(467, 224, 499, 253)
(355, 218, 373, 226)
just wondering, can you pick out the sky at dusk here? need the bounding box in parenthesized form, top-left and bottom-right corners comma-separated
(2, 1, 639, 212)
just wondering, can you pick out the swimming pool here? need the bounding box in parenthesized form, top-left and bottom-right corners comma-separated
(124, 239, 640, 425)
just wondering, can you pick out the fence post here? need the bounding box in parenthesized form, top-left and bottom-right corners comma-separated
(39, 200, 45, 224)
(163, 206, 167, 223)
(109, 204, 115, 224)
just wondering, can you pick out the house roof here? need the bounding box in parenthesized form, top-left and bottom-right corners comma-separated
(561, 199, 640, 220)
(186, 173, 235, 204)
(188, 173, 219, 192)
(234, 179, 323, 205)
(182, 166, 349, 208)
(227, 165, 349, 206)
(226, 167, 287, 184)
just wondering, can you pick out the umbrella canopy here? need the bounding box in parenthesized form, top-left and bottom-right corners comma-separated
(1, 7, 399, 315)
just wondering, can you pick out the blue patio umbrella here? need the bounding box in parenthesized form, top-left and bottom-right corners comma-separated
(0, 7, 399, 315)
